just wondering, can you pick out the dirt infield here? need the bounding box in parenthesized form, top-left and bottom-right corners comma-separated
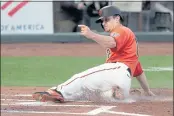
(1, 42, 173, 116)
(1, 42, 173, 56)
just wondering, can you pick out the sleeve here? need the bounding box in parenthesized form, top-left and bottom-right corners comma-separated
(110, 31, 127, 52)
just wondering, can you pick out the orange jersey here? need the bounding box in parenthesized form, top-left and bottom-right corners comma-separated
(106, 26, 138, 75)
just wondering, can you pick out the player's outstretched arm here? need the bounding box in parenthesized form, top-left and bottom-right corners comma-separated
(136, 72, 155, 96)
(78, 25, 116, 48)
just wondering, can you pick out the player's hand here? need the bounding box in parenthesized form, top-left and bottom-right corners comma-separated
(78, 25, 94, 39)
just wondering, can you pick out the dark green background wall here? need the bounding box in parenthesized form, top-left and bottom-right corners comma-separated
(1, 32, 173, 43)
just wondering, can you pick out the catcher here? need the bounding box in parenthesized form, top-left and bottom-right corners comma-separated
(32, 5, 154, 103)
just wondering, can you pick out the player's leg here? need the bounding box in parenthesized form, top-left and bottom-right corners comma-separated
(100, 63, 131, 101)
(32, 63, 113, 102)
(32, 62, 131, 102)
(82, 62, 131, 102)
(55, 63, 124, 101)
(131, 61, 155, 96)
(134, 62, 148, 91)
(130, 61, 144, 95)
(136, 72, 155, 96)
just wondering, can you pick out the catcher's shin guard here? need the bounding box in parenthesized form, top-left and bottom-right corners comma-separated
(32, 89, 64, 103)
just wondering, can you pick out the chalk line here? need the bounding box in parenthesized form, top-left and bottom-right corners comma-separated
(0, 98, 93, 103)
(144, 66, 173, 72)
(1, 99, 35, 102)
(1, 102, 115, 107)
(1, 110, 88, 115)
(87, 106, 115, 115)
(1, 109, 151, 116)
(1, 94, 32, 97)
(105, 110, 151, 116)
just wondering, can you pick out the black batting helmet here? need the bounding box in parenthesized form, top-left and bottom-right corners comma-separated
(96, 5, 124, 23)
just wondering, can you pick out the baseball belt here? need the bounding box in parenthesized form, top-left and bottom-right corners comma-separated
(113, 62, 131, 75)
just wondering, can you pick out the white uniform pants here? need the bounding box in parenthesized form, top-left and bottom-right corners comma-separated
(50, 62, 131, 102)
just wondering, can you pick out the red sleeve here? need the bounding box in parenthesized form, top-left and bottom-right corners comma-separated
(110, 32, 127, 52)
(133, 61, 144, 77)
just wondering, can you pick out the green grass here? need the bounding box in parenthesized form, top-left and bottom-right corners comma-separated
(1, 56, 173, 88)
(132, 55, 173, 88)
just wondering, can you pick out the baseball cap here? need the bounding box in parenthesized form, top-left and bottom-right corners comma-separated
(96, 5, 123, 23)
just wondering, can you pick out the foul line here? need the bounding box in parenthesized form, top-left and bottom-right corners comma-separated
(0, 98, 93, 103)
(1, 109, 151, 116)
(1, 103, 115, 108)
(1, 95, 152, 116)
(1, 94, 32, 97)
(1, 99, 35, 102)
(1, 110, 88, 115)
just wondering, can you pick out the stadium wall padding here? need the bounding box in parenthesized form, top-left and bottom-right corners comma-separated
(1, 32, 173, 43)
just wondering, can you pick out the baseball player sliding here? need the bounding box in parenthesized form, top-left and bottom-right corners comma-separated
(32, 5, 154, 103)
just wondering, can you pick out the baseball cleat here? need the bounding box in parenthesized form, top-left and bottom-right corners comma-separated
(32, 89, 64, 103)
